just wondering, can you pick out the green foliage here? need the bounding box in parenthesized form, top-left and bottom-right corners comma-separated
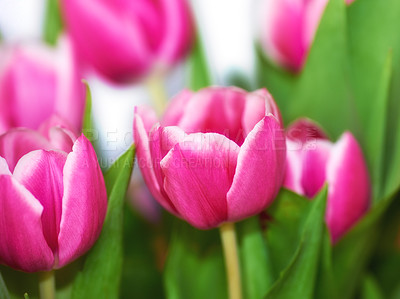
(164, 220, 227, 299)
(43, 0, 63, 45)
(82, 81, 94, 139)
(71, 146, 136, 299)
(187, 35, 211, 91)
(237, 217, 274, 299)
(0, 272, 10, 299)
(264, 188, 328, 299)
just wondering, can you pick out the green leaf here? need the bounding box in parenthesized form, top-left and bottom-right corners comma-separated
(0, 272, 10, 299)
(81, 81, 95, 139)
(332, 194, 395, 299)
(255, 47, 297, 124)
(361, 52, 392, 202)
(237, 217, 274, 299)
(314, 228, 337, 299)
(287, 0, 352, 138)
(43, 0, 63, 45)
(264, 189, 312, 279)
(71, 145, 136, 299)
(361, 274, 385, 299)
(264, 187, 327, 299)
(347, 0, 400, 200)
(186, 35, 211, 91)
(164, 220, 227, 299)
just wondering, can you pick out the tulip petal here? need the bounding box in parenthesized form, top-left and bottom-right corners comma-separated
(0, 175, 54, 272)
(178, 87, 246, 143)
(286, 118, 328, 143)
(62, 0, 152, 82)
(227, 115, 286, 221)
(283, 139, 305, 195)
(326, 132, 370, 243)
(0, 156, 11, 175)
(134, 108, 178, 215)
(0, 45, 56, 130)
(301, 140, 332, 198)
(158, 0, 193, 65)
(148, 124, 186, 192)
(161, 133, 239, 229)
(57, 135, 107, 268)
(162, 89, 193, 126)
(262, 0, 306, 71)
(135, 105, 158, 135)
(0, 128, 52, 172)
(13, 150, 67, 253)
(242, 90, 267, 136)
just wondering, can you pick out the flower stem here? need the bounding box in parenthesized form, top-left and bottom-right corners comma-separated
(146, 71, 168, 117)
(39, 270, 55, 299)
(220, 222, 242, 299)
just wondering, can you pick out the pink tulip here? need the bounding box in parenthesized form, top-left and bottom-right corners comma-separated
(259, 0, 353, 72)
(0, 119, 107, 272)
(284, 119, 370, 243)
(61, 0, 194, 83)
(0, 35, 85, 135)
(134, 87, 286, 229)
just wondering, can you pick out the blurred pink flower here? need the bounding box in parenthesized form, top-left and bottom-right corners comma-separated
(0, 35, 85, 135)
(284, 119, 370, 243)
(0, 119, 107, 272)
(134, 87, 286, 229)
(259, 0, 353, 72)
(61, 0, 194, 83)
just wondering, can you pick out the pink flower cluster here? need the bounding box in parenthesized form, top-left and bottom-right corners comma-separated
(134, 87, 371, 244)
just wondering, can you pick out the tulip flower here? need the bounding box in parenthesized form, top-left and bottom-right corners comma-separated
(284, 119, 370, 243)
(259, 0, 353, 72)
(0, 35, 85, 135)
(134, 87, 286, 229)
(0, 119, 107, 272)
(61, 0, 193, 83)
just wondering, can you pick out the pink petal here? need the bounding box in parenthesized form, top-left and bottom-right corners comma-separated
(52, 35, 85, 133)
(242, 90, 267, 137)
(304, 0, 329, 48)
(57, 135, 107, 268)
(161, 133, 240, 229)
(0, 129, 52, 172)
(0, 45, 56, 130)
(0, 175, 54, 272)
(227, 115, 286, 221)
(286, 118, 328, 143)
(157, 0, 193, 66)
(262, 0, 307, 71)
(38, 114, 78, 138)
(0, 156, 11, 176)
(135, 106, 158, 135)
(301, 139, 332, 197)
(61, 0, 153, 82)
(177, 87, 246, 144)
(283, 139, 305, 195)
(13, 150, 67, 255)
(162, 89, 193, 126)
(134, 108, 177, 215)
(148, 124, 186, 194)
(326, 132, 370, 243)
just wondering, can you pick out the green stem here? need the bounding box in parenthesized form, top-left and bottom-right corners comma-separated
(39, 270, 55, 299)
(146, 72, 168, 117)
(220, 222, 242, 299)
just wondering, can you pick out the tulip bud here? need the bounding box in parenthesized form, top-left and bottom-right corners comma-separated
(284, 119, 370, 243)
(134, 87, 286, 229)
(61, 0, 194, 83)
(0, 35, 85, 134)
(0, 118, 107, 272)
(259, 0, 353, 72)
